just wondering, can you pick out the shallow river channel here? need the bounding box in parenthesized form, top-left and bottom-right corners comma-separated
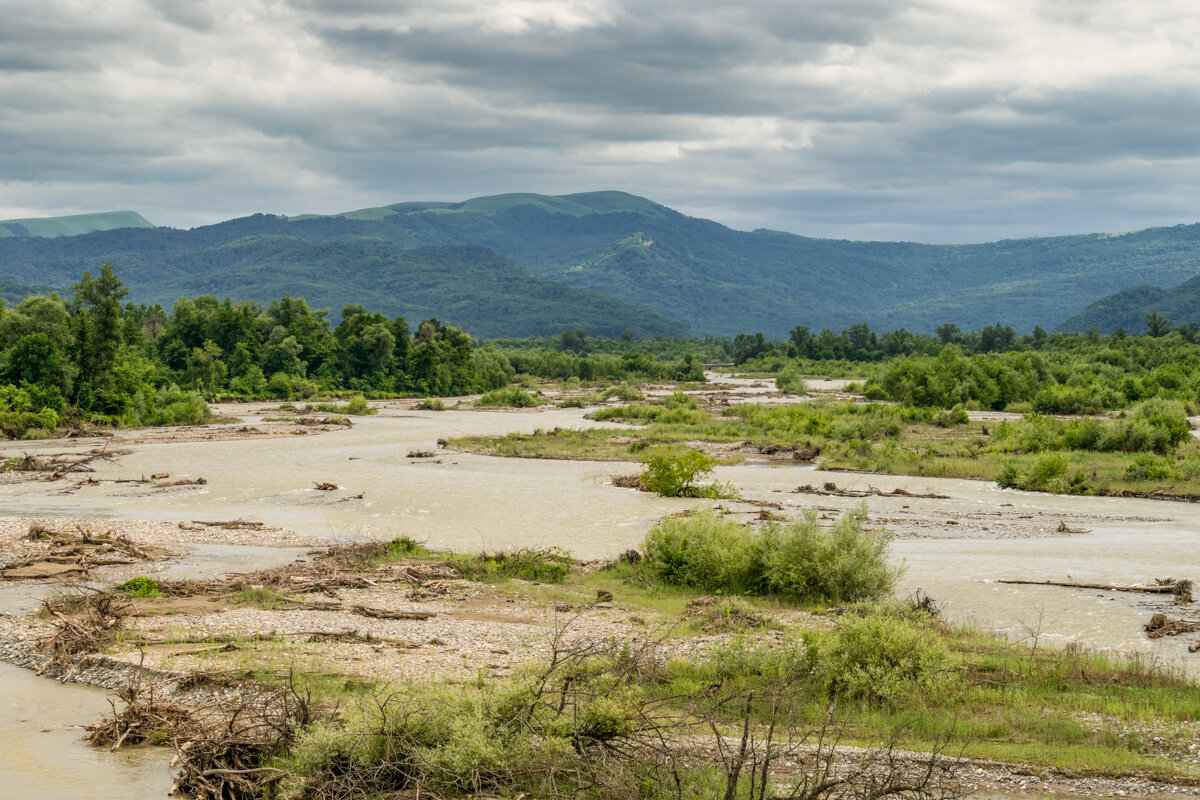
(1, 396, 1198, 797)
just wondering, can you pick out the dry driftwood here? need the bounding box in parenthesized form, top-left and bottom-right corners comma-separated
(4, 525, 161, 579)
(792, 482, 950, 500)
(350, 604, 436, 620)
(1144, 613, 1200, 639)
(999, 578, 1192, 601)
(183, 519, 264, 530)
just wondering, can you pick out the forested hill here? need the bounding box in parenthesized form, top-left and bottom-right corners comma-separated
(1056, 275, 1200, 334)
(5, 193, 1200, 335)
(0, 234, 687, 338)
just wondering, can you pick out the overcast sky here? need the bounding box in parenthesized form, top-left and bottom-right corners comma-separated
(2, 0, 1199, 243)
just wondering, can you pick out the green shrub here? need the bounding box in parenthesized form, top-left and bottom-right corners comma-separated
(382, 536, 425, 558)
(775, 370, 808, 395)
(283, 659, 658, 799)
(345, 395, 372, 415)
(762, 506, 898, 603)
(807, 608, 948, 705)
(642, 511, 765, 594)
(641, 504, 897, 603)
(418, 397, 446, 411)
(1125, 454, 1180, 481)
(639, 448, 733, 498)
(604, 383, 645, 402)
(1027, 453, 1069, 488)
(476, 388, 542, 408)
(120, 576, 160, 598)
(132, 385, 213, 426)
(450, 548, 572, 583)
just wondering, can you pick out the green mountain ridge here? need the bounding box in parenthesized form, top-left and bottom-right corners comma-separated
(0, 235, 685, 338)
(4, 192, 1200, 336)
(1055, 277, 1200, 334)
(0, 210, 153, 238)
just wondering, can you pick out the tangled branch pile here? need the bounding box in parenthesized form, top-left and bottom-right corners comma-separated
(37, 589, 130, 666)
(2, 523, 162, 580)
(86, 668, 194, 750)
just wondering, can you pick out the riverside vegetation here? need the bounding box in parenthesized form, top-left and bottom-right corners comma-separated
(452, 393, 1200, 498)
(29, 513, 1200, 799)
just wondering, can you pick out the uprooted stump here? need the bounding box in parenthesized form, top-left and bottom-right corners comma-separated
(1144, 613, 1200, 639)
(313, 481, 339, 491)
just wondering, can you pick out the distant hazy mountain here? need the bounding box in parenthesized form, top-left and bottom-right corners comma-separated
(4, 192, 1200, 336)
(0, 210, 153, 238)
(1056, 275, 1200, 334)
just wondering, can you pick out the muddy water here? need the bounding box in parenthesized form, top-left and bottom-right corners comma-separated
(706, 462, 1200, 665)
(0, 408, 697, 554)
(0, 661, 173, 798)
(2, 401, 1199, 797)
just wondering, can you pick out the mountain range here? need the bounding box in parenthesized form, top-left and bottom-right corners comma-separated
(3, 193, 1199, 337)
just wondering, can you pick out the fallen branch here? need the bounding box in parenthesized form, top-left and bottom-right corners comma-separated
(792, 482, 949, 500)
(999, 578, 1192, 602)
(185, 519, 265, 529)
(350, 604, 436, 620)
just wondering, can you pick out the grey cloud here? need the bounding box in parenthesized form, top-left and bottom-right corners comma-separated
(2, 0, 1200, 245)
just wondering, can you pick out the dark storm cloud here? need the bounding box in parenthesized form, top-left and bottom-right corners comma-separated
(2, 0, 1200, 242)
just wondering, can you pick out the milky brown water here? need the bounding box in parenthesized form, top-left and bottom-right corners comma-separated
(0, 661, 174, 799)
(2, 396, 1198, 796)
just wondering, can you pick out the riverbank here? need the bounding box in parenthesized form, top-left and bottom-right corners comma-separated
(2, 531, 1199, 798)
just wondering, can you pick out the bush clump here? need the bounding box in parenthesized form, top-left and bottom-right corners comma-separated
(604, 382, 645, 402)
(641, 504, 898, 603)
(997, 454, 1091, 494)
(805, 608, 948, 705)
(639, 448, 734, 498)
(449, 548, 572, 583)
(476, 388, 543, 408)
(280, 649, 664, 799)
(119, 575, 160, 598)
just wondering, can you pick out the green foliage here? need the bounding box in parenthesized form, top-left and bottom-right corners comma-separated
(119, 576, 160, 598)
(806, 608, 948, 705)
(638, 448, 732, 498)
(641, 512, 766, 594)
(774, 369, 808, 395)
(281, 645, 675, 799)
(417, 397, 446, 410)
(760, 506, 899, 603)
(604, 382, 645, 401)
(991, 404, 1191, 457)
(448, 548, 572, 583)
(996, 454, 1091, 494)
(232, 586, 294, 609)
(476, 387, 544, 408)
(640, 505, 897, 603)
(378, 536, 426, 560)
